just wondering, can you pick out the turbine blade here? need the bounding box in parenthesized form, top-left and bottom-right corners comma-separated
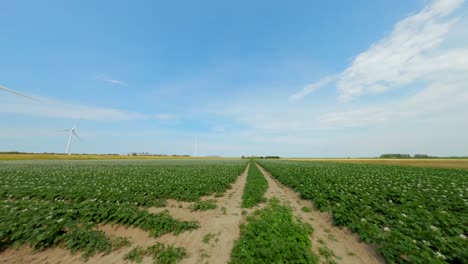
(73, 120, 80, 130)
(72, 131, 82, 141)
(0, 85, 40, 102)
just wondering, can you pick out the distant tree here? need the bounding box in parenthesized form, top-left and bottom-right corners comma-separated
(414, 154, 430, 159)
(380, 154, 411, 159)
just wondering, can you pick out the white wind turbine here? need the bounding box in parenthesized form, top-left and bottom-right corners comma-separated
(0, 85, 39, 101)
(194, 136, 198, 157)
(59, 121, 81, 155)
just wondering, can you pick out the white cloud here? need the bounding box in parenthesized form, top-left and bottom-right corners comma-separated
(290, 0, 467, 101)
(338, 0, 466, 101)
(319, 76, 468, 127)
(152, 113, 176, 120)
(212, 125, 226, 133)
(207, 0, 468, 155)
(288, 74, 337, 101)
(96, 74, 128, 87)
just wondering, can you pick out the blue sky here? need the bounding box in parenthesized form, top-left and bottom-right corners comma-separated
(1, 0, 468, 157)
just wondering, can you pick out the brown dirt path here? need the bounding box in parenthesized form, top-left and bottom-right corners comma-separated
(0, 164, 249, 264)
(147, 163, 249, 264)
(256, 163, 385, 264)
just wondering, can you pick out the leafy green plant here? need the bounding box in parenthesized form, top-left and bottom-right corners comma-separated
(0, 159, 248, 203)
(230, 198, 318, 263)
(191, 199, 217, 211)
(64, 227, 112, 259)
(111, 236, 131, 249)
(202, 233, 216, 244)
(319, 245, 336, 263)
(125, 246, 145, 263)
(146, 242, 187, 264)
(0, 159, 247, 256)
(301, 206, 312, 213)
(258, 160, 468, 263)
(241, 162, 268, 208)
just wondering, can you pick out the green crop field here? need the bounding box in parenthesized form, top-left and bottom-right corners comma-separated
(2, 158, 467, 264)
(231, 198, 317, 264)
(257, 160, 468, 264)
(0, 159, 247, 203)
(0, 159, 247, 260)
(241, 162, 268, 208)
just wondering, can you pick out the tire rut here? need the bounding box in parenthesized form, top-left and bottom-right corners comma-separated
(256, 163, 385, 264)
(148, 163, 250, 264)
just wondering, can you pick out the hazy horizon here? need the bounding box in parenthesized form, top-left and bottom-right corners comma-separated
(1, 0, 468, 157)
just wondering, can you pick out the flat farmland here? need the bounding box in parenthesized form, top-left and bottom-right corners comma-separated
(287, 158, 468, 170)
(1, 159, 467, 264)
(0, 153, 231, 161)
(0, 159, 248, 263)
(258, 160, 468, 263)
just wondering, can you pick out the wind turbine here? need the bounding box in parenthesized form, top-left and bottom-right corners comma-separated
(0, 85, 39, 101)
(59, 121, 81, 155)
(194, 136, 198, 157)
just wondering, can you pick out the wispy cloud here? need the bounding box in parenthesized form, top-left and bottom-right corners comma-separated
(0, 94, 174, 121)
(290, 0, 467, 101)
(152, 114, 176, 120)
(212, 125, 226, 133)
(96, 74, 128, 87)
(288, 74, 338, 101)
(209, 0, 468, 148)
(337, 0, 465, 101)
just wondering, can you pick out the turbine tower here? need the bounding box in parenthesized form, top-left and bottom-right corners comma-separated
(0, 85, 39, 101)
(60, 121, 81, 155)
(194, 137, 198, 157)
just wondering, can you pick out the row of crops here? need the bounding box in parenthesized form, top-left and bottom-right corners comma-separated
(241, 162, 268, 208)
(0, 159, 248, 203)
(231, 198, 317, 263)
(257, 160, 468, 264)
(0, 159, 248, 259)
(234, 162, 318, 263)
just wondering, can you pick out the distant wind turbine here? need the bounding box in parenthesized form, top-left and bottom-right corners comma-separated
(59, 121, 81, 155)
(0, 85, 39, 101)
(194, 137, 198, 157)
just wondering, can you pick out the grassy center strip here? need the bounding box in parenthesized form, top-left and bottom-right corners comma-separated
(257, 159, 468, 263)
(230, 198, 318, 264)
(125, 242, 187, 264)
(241, 161, 268, 208)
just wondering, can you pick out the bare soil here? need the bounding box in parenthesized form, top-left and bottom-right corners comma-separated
(256, 163, 385, 264)
(1, 163, 386, 264)
(148, 163, 249, 264)
(0, 164, 249, 264)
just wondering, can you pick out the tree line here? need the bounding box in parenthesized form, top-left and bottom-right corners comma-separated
(380, 154, 436, 159)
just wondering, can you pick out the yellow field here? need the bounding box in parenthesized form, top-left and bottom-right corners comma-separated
(3, 155, 467, 169)
(0, 153, 230, 160)
(287, 158, 468, 169)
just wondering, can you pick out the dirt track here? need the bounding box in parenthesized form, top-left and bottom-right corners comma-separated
(148, 163, 249, 264)
(1, 163, 385, 264)
(256, 163, 385, 264)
